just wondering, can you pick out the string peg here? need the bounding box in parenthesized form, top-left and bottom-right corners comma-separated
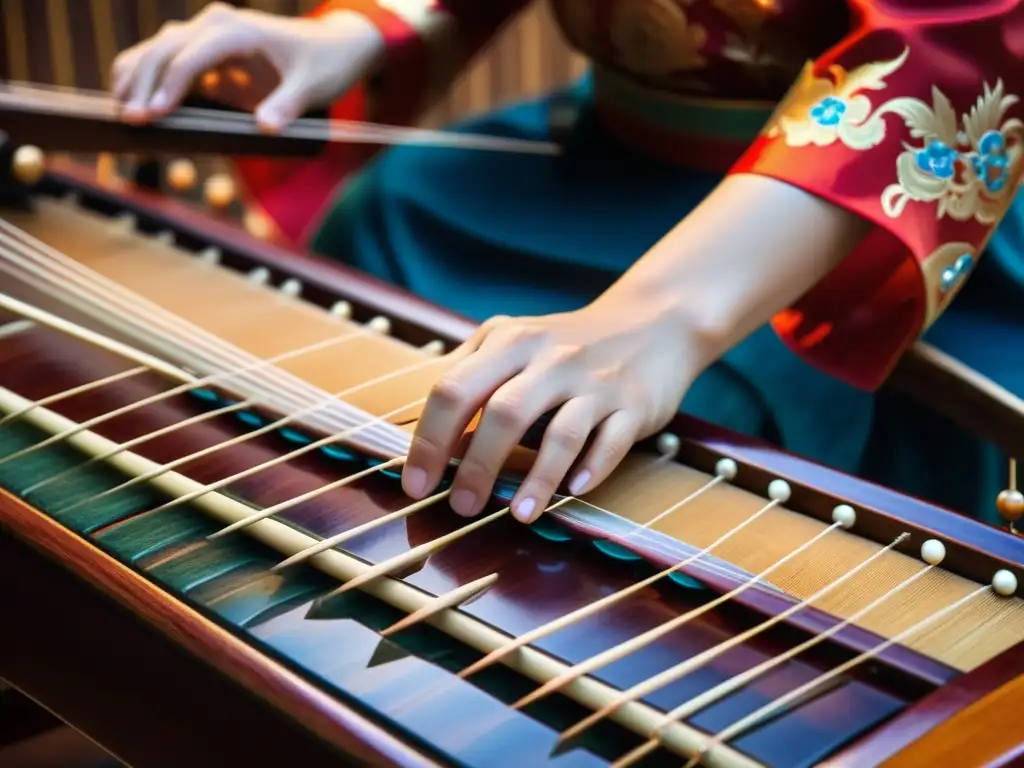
(330, 301, 353, 319)
(96, 153, 120, 187)
(656, 432, 680, 458)
(367, 316, 391, 335)
(767, 479, 791, 503)
(714, 457, 738, 480)
(167, 159, 197, 191)
(279, 278, 302, 298)
(421, 340, 445, 356)
(992, 569, 1018, 597)
(243, 208, 275, 241)
(831, 504, 856, 529)
(996, 489, 1023, 533)
(204, 172, 236, 210)
(12, 145, 45, 185)
(247, 266, 270, 285)
(920, 539, 946, 566)
(113, 212, 137, 234)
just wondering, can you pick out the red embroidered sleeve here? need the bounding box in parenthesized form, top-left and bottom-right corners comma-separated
(730, 1, 1024, 390)
(235, 0, 529, 245)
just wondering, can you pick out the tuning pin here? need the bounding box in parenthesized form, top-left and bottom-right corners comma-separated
(12, 145, 45, 185)
(204, 173, 236, 210)
(996, 488, 1024, 533)
(421, 340, 446, 356)
(226, 67, 252, 88)
(167, 159, 197, 191)
(367, 316, 391, 335)
(200, 71, 221, 96)
(96, 152, 120, 187)
(243, 208, 275, 241)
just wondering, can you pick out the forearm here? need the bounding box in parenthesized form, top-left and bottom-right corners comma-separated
(600, 174, 870, 370)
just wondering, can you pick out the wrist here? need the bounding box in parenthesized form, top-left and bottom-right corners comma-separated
(591, 282, 725, 374)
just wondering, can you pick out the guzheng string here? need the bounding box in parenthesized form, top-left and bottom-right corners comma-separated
(0, 374, 756, 766)
(0, 217, 397, 432)
(0, 218, 414, 453)
(681, 583, 994, 768)
(0, 80, 561, 155)
(0, 256, 759, 602)
(0, 218, 754, 588)
(509, 486, 844, 710)
(608, 535, 937, 766)
(0, 308, 374, 468)
(2, 222, 1022, 767)
(0, 364, 149, 429)
(578, 535, 921, 744)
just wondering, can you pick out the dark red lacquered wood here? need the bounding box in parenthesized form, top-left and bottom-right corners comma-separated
(0, 492, 441, 768)
(0, 326, 917, 677)
(0, 327, 910, 767)
(824, 640, 1024, 767)
(0, 324, 951, 699)
(0, 687, 61, 750)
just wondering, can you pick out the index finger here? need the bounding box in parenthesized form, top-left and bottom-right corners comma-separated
(148, 29, 264, 116)
(403, 346, 530, 500)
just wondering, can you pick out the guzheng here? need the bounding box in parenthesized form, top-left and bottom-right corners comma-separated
(1, 157, 1024, 768)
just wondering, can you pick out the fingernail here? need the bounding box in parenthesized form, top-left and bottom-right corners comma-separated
(149, 90, 169, 111)
(403, 466, 426, 498)
(513, 497, 536, 523)
(257, 110, 282, 132)
(569, 470, 591, 496)
(451, 489, 477, 517)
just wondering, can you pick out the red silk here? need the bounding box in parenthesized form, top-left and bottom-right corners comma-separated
(732, 0, 1024, 389)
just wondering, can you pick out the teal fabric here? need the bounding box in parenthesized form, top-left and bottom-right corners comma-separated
(311, 79, 1021, 525)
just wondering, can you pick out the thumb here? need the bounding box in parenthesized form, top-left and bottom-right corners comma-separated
(254, 66, 315, 133)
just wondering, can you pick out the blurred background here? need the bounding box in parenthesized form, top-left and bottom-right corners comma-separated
(0, 0, 586, 214)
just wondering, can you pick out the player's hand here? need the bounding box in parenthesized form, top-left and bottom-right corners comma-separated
(110, 1, 383, 132)
(403, 301, 700, 524)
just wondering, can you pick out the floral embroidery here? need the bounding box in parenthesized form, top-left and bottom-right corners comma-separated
(765, 49, 910, 148)
(972, 131, 1011, 193)
(766, 49, 1024, 224)
(940, 253, 974, 293)
(811, 96, 846, 127)
(916, 140, 958, 179)
(881, 80, 1023, 222)
(610, 0, 707, 77)
(920, 243, 977, 325)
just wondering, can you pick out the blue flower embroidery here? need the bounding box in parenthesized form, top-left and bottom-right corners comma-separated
(940, 254, 973, 293)
(810, 97, 847, 127)
(915, 140, 959, 179)
(970, 130, 1010, 193)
